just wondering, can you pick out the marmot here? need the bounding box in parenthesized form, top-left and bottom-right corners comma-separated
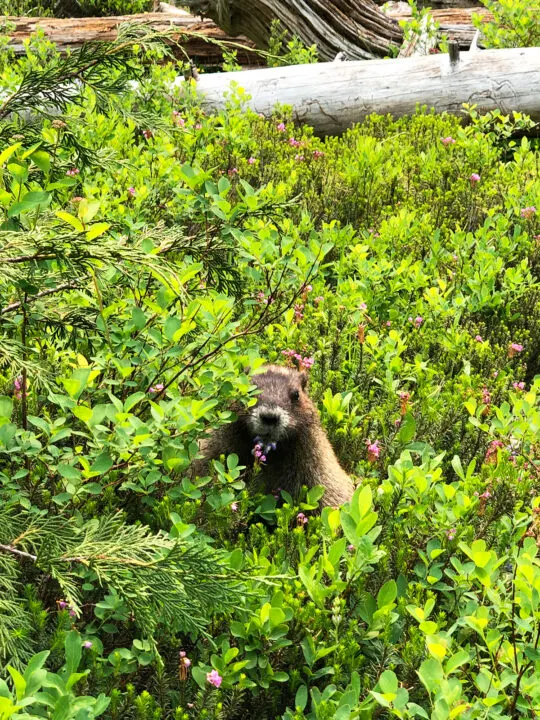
(193, 365, 354, 507)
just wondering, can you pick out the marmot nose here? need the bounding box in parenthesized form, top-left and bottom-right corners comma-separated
(260, 412, 280, 426)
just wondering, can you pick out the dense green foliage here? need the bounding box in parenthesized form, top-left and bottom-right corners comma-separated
(0, 17, 539, 720)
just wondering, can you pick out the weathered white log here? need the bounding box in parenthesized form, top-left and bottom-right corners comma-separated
(178, 47, 540, 135)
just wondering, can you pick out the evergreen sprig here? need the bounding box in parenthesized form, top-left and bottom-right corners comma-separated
(0, 509, 244, 666)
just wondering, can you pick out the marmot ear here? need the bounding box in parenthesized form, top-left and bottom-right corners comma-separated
(299, 371, 308, 390)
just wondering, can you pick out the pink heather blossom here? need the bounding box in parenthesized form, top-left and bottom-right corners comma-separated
(482, 387, 491, 405)
(294, 154, 305, 162)
(312, 150, 325, 158)
(479, 489, 491, 499)
(410, 316, 423, 328)
(277, 122, 286, 132)
(452, 254, 458, 262)
(207, 669, 222, 687)
(71, 196, 83, 202)
(172, 111, 185, 127)
(470, 173, 480, 184)
(347, 544, 355, 552)
(289, 137, 301, 147)
(142, 129, 153, 139)
(394, 418, 401, 428)
(314, 295, 324, 305)
(441, 136, 456, 146)
(57, 600, 68, 609)
(149, 383, 164, 394)
(520, 206, 536, 220)
(475, 335, 483, 342)
(228, 167, 238, 176)
(513, 381, 525, 391)
(83, 641, 93, 649)
(297, 512, 308, 526)
(294, 303, 304, 321)
(231, 502, 238, 512)
(128, 187, 136, 196)
(446, 528, 456, 540)
(66, 168, 79, 176)
(359, 302, 367, 311)
(493, 370, 499, 378)
(366, 439, 380, 462)
(508, 343, 523, 358)
(69, 608, 77, 617)
(13, 375, 23, 400)
(386, 320, 392, 327)
(248, 157, 256, 164)
(485, 439, 504, 464)
(299, 356, 314, 370)
(194, 123, 202, 130)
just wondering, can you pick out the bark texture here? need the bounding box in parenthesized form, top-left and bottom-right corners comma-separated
(181, 0, 404, 60)
(180, 47, 540, 135)
(5, 12, 260, 65)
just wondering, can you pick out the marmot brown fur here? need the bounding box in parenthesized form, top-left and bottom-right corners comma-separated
(192, 365, 354, 507)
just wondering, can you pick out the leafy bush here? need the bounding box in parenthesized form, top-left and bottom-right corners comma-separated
(0, 24, 539, 720)
(474, 0, 540, 49)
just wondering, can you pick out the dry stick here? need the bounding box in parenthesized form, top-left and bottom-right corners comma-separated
(1, 281, 83, 314)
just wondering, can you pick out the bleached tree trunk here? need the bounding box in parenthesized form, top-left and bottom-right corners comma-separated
(179, 47, 540, 135)
(180, 0, 403, 60)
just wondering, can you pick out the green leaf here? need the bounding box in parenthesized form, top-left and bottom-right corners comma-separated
(30, 150, 51, 172)
(295, 684, 308, 711)
(89, 452, 113, 475)
(86, 222, 110, 240)
(7, 666, 26, 701)
(377, 580, 397, 609)
(64, 630, 82, 677)
(57, 464, 81, 481)
(0, 395, 13, 419)
(418, 658, 444, 695)
(124, 392, 146, 412)
(0, 142, 22, 166)
(398, 412, 416, 443)
(8, 191, 51, 217)
(56, 210, 84, 232)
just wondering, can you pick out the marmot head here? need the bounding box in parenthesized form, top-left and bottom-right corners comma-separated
(245, 365, 316, 442)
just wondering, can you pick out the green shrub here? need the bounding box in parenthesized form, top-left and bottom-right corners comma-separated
(0, 28, 539, 720)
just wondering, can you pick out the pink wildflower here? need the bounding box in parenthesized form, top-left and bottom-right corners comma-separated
(299, 356, 314, 370)
(228, 167, 238, 176)
(359, 302, 367, 311)
(248, 157, 256, 164)
(149, 383, 165, 394)
(206, 669, 222, 688)
(71, 196, 83, 202)
(470, 173, 480, 184)
(314, 296, 324, 305)
(128, 187, 136, 196)
(312, 150, 325, 158)
(288, 137, 301, 147)
(485, 439, 504, 464)
(66, 168, 79, 176)
(83, 641, 93, 649)
(142, 129, 152, 139)
(294, 303, 304, 321)
(366, 439, 380, 462)
(277, 122, 286, 132)
(446, 528, 456, 540)
(231, 502, 238, 512)
(513, 381, 525, 391)
(440, 136, 456, 146)
(475, 335, 483, 342)
(508, 343, 523, 358)
(520, 206, 536, 220)
(297, 512, 308, 526)
(294, 154, 305, 162)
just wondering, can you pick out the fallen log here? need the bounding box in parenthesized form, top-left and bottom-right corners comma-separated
(4, 12, 261, 66)
(180, 0, 403, 61)
(177, 47, 540, 135)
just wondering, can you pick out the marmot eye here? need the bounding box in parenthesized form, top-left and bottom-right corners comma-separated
(290, 390, 300, 402)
